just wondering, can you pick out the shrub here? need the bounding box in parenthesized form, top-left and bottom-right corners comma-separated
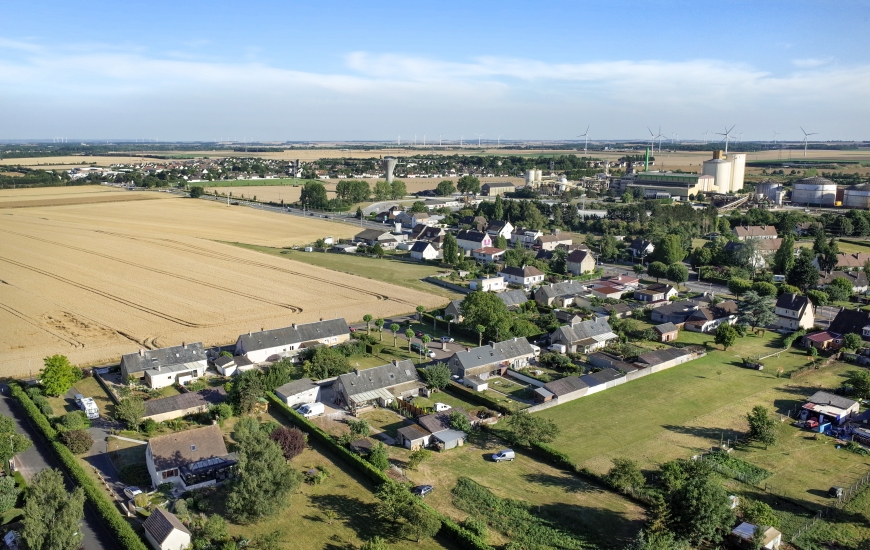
(57, 411, 90, 432)
(704, 451, 771, 484)
(60, 429, 93, 454)
(727, 278, 753, 296)
(141, 418, 159, 436)
(269, 426, 307, 460)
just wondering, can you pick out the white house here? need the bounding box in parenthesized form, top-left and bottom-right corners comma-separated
(143, 508, 191, 550)
(145, 424, 236, 490)
(549, 318, 618, 353)
(485, 220, 514, 240)
(120, 343, 207, 389)
(234, 318, 350, 363)
(498, 265, 546, 288)
(410, 241, 438, 261)
(535, 233, 573, 251)
(510, 228, 544, 248)
(774, 293, 815, 331)
(472, 247, 506, 264)
(275, 378, 321, 408)
(566, 249, 596, 275)
(456, 230, 492, 252)
(470, 276, 505, 292)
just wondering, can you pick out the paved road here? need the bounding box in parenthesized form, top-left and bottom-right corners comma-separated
(0, 385, 118, 550)
(815, 305, 841, 329)
(596, 261, 729, 297)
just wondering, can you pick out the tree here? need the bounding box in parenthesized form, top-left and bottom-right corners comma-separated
(788, 253, 820, 291)
(347, 419, 371, 440)
(844, 333, 863, 351)
(416, 305, 426, 322)
(494, 234, 508, 249)
(436, 180, 456, 196)
(449, 411, 473, 433)
(551, 248, 568, 274)
(461, 291, 510, 342)
(373, 180, 392, 201)
(655, 234, 687, 265)
(506, 410, 559, 446)
(740, 499, 780, 528)
(442, 232, 460, 265)
(269, 426, 306, 460)
(60, 429, 93, 454)
(751, 281, 778, 297)
(228, 369, 264, 414)
(493, 194, 504, 220)
(827, 277, 854, 302)
(363, 314, 373, 333)
(189, 186, 204, 198)
(626, 530, 690, 550)
(0, 476, 19, 514)
(375, 318, 385, 341)
(642, 261, 666, 283)
(668, 473, 735, 545)
(400, 502, 441, 543)
(714, 323, 737, 351)
(690, 246, 713, 270)
(746, 406, 777, 449)
(456, 175, 481, 196)
(666, 263, 688, 290)
(728, 278, 753, 296)
(423, 363, 451, 390)
(408, 448, 432, 470)
(405, 329, 415, 351)
(846, 369, 870, 399)
(262, 358, 293, 393)
(301, 346, 351, 379)
(738, 291, 778, 335)
(0, 417, 30, 473)
(23, 469, 85, 550)
(226, 420, 301, 523)
(390, 323, 400, 346)
(476, 325, 486, 347)
(606, 458, 645, 494)
(633, 264, 645, 276)
(191, 514, 229, 549)
(375, 480, 415, 522)
(390, 180, 407, 199)
(773, 234, 795, 275)
(806, 289, 830, 306)
(368, 442, 390, 471)
(39, 355, 81, 397)
(356, 206, 363, 219)
(599, 234, 619, 261)
(115, 397, 145, 430)
(300, 182, 328, 209)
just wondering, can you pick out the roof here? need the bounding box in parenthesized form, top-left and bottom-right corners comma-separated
(275, 378, 318, 398)
(121, 343, 206, 376)
(355, 228, 391, 240)
(397, 424, 431, 441)
(653, 299, 706, 319)
(452, 338, 536, 372)
(487, 220, 510, 231)
(336, 360, 420, 397)
(456, 229, 489, 243)
(143, 387, 227, 417)
(636, 347, 692, 367)
(579, 368, 623, 386)
(805, 330, 840, 343)
(732, 523, 781, 545)
(796, 176, 836, 186)
(829, 308, 870, 335)
(819, 271, 869, 288)
(418, 408, 474, 433)
(482, 182, 515, 189)
(593, 286, 623, 295)
(551, 317, 615, 345)
(237, 318, 349, 353)
(831, 252, 870, 268)
(588, 352, 637, 371)
(543, 376, 588, 396)
(535, 280, 588, 300)
(498, 289, 529, 308)
(654, 322, 678, 334)
(147, 424, 229, 472)
(537, 234, 570, 243)
(535, 387, 554, 399)
(499, 265, 545, 278)
(734, 225, 778, 238)
(214, 356, 234, 368)
(645, 283, 676, 293)
(796, 221, 822, 230)
(143, 508, 190, 543)
(432, 429, 467, 443)
(566, 249, 592, 263)
(806, 391, 858, 411)
(775, 293, 810, 312)
(410, 241, 434, 253)
(628, 238, 653, 251)
(473, 247, 505, 255)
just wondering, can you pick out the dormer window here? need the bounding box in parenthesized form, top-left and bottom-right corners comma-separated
(191, 444, 196, 451)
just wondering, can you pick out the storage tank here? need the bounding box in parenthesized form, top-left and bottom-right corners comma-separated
(535, 169, 542, 182)
(791, 176, 837, 206)
(702, 159, 732, 194)
(729, 153, 746, 192)
(843, 183, 870, 209)
(526, 169, 536, 185)
(383, 157, 397, 183)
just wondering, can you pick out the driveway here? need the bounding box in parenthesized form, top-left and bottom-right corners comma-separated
(0, 384, 117, 550)
(815, 305, 840, 329)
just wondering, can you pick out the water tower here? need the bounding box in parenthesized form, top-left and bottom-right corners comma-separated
(383, 157, 397, 183)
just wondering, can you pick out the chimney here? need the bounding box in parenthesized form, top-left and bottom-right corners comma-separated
(391, 359, 398, 366)
(139, 348, 144, 356)
(489, 341, 495, 347)
(182, 342, 187, 349)
(292, 323, 297, 329)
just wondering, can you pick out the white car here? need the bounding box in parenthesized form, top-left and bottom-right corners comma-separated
(123, 486, 143, 500)
(440, 336, 454, 343)
(434, 403, 452, 412)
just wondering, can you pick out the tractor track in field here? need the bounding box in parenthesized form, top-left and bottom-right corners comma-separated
(0, 302, 84, 348)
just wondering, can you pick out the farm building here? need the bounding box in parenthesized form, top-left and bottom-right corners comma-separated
(234, 318, 350, 363)
(120, 343, 207, 389)
(579, 368, 625, 395)
(143, 508, 191, 550)
(332, 360, 422, 413)
(353, 228, 401, 249)
(803, 391, 859, 426)
(549, 317, 617, 353)
(145, 424, 236, 491)
(143, 388, 228, 423)
(537, 376, 588, 404)
(653, 323, 679, 342)
(432, 429, 467, 451)
(773, 293, 814, 331)
(274, 378, 320, 408)
(448, 338, 536, 379)
(396, 424, 432, 451)
(481, 182, 515, 196)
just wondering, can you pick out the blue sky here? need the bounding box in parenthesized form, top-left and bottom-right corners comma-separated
(1, 0, 867, 141)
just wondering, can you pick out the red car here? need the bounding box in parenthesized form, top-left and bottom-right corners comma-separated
(415, 331, 424, 338)
(349, 327, 357, 333)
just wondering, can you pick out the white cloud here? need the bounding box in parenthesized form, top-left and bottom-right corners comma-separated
(791, 57, 834, 68)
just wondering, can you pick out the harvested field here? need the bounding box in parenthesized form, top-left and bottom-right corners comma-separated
(0, 190, 445, 375)
(0, 188, 160, 209)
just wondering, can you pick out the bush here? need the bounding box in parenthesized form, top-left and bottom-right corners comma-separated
(269, 426, 307, 460)
(141, 418, 159, 436)
(751, 281, 777, 297)
(60, 429, 93, 454)
(807, 289, 830, 306)
(704, 451, 771, 484)
(728, 278, 753, 296)
(782, 329, 806, 348)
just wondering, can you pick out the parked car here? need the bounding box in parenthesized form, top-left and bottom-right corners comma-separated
(440, 336, 454, 343)
(349, 327, 357, 333)
(123, 486, 143, 500)
(491, 449, 515, 462)
(297, 402, 325, 418)
(415, 331, 424, 338)
(412, 485, 434, 498)
(434, 403, 452, 412)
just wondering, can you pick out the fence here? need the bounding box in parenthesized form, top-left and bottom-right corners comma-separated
(790, 469, 870, 544)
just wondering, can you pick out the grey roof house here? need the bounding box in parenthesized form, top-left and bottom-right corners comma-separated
(534, 280, 591, 307)
(275, 378, 321, 408)
(549, 317, 617, 353)
(143, 388, 227, 423)
(332, 360, 422, 412)
(120, 343, 207, 389)
(448, 338, 536, 379)
(234, 318, 350, 363)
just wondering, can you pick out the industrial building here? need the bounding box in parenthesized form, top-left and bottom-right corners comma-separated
(791, 176, 838, 207)
(701, 150, 745, 193)
(618, 150, 745, 200)
(753, 180, 785, 206)
(843, 183, 870, 209)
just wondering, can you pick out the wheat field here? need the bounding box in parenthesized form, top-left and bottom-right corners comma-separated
(0, 188, 445, 375)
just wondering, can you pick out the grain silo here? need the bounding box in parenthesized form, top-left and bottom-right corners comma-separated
(729, 153, 746, 192)
(843, 183, 870, 209)
(791, 176, 837, 206)
(526, 169, 536, 185)
(702, 151, 732, 194)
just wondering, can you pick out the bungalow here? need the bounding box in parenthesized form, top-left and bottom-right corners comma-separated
(448, 338, 536, 379)
(275, 378, 321, 408)
(534, 280, 590, 307)
(579, 368, 625, 395)
(627, 239, 654, 259)
(510, 228, 544, 248)
(734, 225, 778, 240)
(354, 228, 401, 249)
(590, 283, 627, 300)
(409, 225, 445, 242)
(143, 508, 191, 550)
(803, 330, 843, 350)
(145, 424, 236, 490)
(481, 182, 515, 196)
(774, 293, 815, 331)
(456, 230, 492, 252)
(472, 247, 506, 264)
(682, 300, 739, 333)
(650, 299, 710, 325)
(549, 317, 617, 353)
(818, 270, 869, 293)
(498, 265, 545, 288)
(410, 241, 438, 261)
(537, 376, 588, 404)
(332, 360, 422, 412)
(234, 318, 351, 363)
(396, 424, 432, 451)
(142, 388, 228, 423)
(653, 322, 679, 342)
(602, 275, 640, 288)
(803, 391, 859, 426)
(120, 343, 207, 389)
(814, 252, 870, 272)
(469, 276, 506, 292)
(828, 308, 870, 340)
(634, 283, 678, 303)
(458, 215, 487, 231)
(566, 249, 596, 275)
(535, 233, 573, 251)
(485, 220, 514, 240)
(731, 523, 782, 550)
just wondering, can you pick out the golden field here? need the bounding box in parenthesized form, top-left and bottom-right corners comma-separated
(0, 187, 446, 375)
(0, 185, 161, 208)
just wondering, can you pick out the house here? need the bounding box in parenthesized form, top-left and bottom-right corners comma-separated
(354, 228, 399, 248)
(120, 343, 207, 389)
(458, 215, 487, 231)
(555, 310, 585, 325)
(448, 338, 536, 379)
(213, 355, 237, 376)
(803, 391, 859, 425)
(814, 252, 870, 272)
(456, 230, 492, 252)
(828, 308, 870, 340)
(534, 280, 591, 307)
(410, 241, 438, 261)
(653, 322, 679, 342)
(145, 424, 236, 490)
(538, 376, 588, 403)
(535, 233, 573, 251)
(469, 276, 505, 292)
(481, 182, 515, 196)
(634, 283, 678, 303)
(444, 300, 464, 323)
(682, 300, 739, 333)
(650, 299, 710, 325)
(497, 289, 529, 309)
(734, 225, 778, 240)
(602, 275, 640, 288)
(142, 508, 191, 550)
(818, 270, 869, 293)
(472, 247, 506, 264)
(795, 221, 822, 236)
(396, 424, 432, 451)
(332, 360, 422, 412)
(485, 220, 514, 240)
(627, 239, 654, 259)
(774, 293, 815, 331)
(731, 523, 782, 549)
(510, 228, 544, 248)
(409, 225, 445, 242)
(590, 284, 628, 300)
(395, 211, 431, 228)
(566, 249, 596, 275)
(498, 265, 545, 288)
(143, 388, 228, 423)
(275, 378, 320, 408)
(603, 303, 633, 319)
(234, 318, 351, 363)
(549, 317, 617, 353)
(803, 330, 843, 350)
(579, 368, 625, 395)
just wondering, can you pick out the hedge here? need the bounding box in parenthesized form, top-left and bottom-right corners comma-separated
(10, 383, 149, 550)
(442, 382, 513, 415)
(266, 394, 492, 550)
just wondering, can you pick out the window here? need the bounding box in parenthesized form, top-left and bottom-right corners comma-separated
(162, 468, 179, 479)
(191, 444, 197, 451)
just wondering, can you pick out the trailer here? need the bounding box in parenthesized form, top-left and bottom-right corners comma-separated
(76, 396, 99, 420)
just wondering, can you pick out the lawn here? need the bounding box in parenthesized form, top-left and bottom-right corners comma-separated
(230, 242, 460, 299)
(796, 482, 870, 550)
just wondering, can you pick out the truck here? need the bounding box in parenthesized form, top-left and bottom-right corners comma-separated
(75, 395, 99, 420)
(548, 343, 567, 354)
(296, 402, 324, 418)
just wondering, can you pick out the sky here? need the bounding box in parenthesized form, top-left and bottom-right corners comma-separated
(1, 0, 868, 142)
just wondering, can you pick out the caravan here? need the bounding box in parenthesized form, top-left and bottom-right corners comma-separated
(75, 395, 99, 420)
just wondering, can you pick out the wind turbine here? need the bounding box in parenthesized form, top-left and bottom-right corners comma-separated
(476, 133, 484, 147)
(577, 126, 590, 154)
(800, 127, 817, 157)
(715, 125, 736, 154)
(655, 127, 665, 152)
(703, 130, 710, 145)
(772, 130, 780, 145)
(647, 127, 657, 151)
(497, 135, 502, 148)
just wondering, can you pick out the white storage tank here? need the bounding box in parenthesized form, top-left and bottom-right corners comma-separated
(535, 169, 542, 182)
(702, 159, 732, 194)
(791, 176, 837, 206)
(526, 169, 536, 185)
(843, 183, 870, 209)
(729, 153, 746, 192)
